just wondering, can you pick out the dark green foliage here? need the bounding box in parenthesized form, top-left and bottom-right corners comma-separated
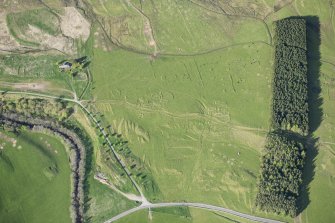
(275, 19, 307, 49)
(256, 18, 310, 217)
(256, 132, 306, 217)
(272, 18, 309, 134)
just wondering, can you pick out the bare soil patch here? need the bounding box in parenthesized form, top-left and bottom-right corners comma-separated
(0, 81, 48, 91)
(60, 7, 90, 42)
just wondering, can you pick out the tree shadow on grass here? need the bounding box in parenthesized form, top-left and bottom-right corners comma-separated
(285, 16, 323, 133)
(297, 135, 319, 215)
(284, 15, 322, 216)
(273, 130, 319, 216)
(305, 16, 323, 133)
(296, 15, 322, 216)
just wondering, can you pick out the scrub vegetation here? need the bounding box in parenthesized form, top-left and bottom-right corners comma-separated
(0, 97, 73, 121)
(7, 8, 60, 38)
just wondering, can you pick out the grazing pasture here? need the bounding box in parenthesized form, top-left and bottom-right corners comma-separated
(0, 131, 71, 223)
(0, 0, 335, 222)
(90, 41, 291, 222)
(86, 178, 137, 223)
(88, 0, 335, 222)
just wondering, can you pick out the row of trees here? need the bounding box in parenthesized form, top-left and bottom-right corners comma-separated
(272, 18, 309, 135)
(256, 18, 309, 217)
(256, 132, 305, 216)
(87, 102, 162, 201)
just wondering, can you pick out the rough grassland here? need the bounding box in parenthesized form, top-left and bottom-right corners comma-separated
(73, 109, 139, 222)
(0, 131, 71, 223)
(0, 0, 334, 222)
(136, 0, 270, 53)
(0, 54, 74, 97)
(88, 0, 270, 54)
(90, 44, 291, 222)
(6, 8, 60, 47)
(88, 0, 151, 53)
(86, 178, 137, 223)
(89, 0, 335, 222)
(7, 8, 60, 36)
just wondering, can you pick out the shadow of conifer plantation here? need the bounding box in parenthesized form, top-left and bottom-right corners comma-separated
(296, 16, 322, 216)
(297, 135, 319, 215)
(306, 16, 323, 133)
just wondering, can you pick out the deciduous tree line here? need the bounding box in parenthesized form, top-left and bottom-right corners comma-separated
(256, 18, 309, 217)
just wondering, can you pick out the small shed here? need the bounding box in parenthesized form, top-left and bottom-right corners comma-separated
(59, 61, 72, 71)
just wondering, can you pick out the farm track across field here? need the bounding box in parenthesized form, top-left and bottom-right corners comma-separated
(0, 89, 284, 223)
(94, 99, 269, 132)
(75, 0, 273, 58)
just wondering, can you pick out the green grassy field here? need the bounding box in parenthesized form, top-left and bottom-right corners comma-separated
(87, 0, 153, 53)
(88, 0, 335, 222)
(0, 52, 94, 99)
(132, 0, 270, 53)
(89, 32, 289, 221)
(8, 8, 60, 36)
(86, 177, 137, 223)
(90, 41, 291, 222)
(0, 130, 71, 223)
(0, 0, 335, 222)
(88, 0, 272, 54)
(73, 110, 140, 222)
(113, 208, 190, 223)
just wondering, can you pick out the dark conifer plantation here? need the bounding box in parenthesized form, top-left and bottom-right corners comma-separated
(272, 19, 309, 135)
(256, 132, 305, 217)
(256, 18, 310, 217)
